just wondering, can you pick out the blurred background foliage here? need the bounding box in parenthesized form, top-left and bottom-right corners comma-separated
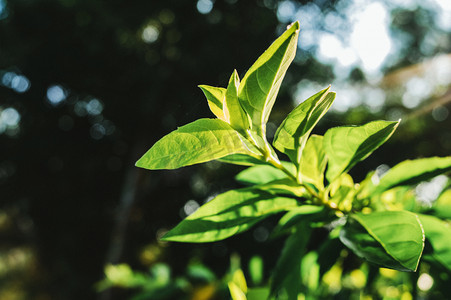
(0, 0, 450, 299)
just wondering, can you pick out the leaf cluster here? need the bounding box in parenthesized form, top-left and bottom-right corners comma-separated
(136, 22, 451, 299)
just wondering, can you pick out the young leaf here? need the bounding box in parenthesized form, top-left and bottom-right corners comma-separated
(198, 85, 227, 121)
(273, 88, 335, 166)
(299, 135, 327, 190)
(270, 223, 311, 298)
(417, 214, 451, 272)
(235, 162, 295, 185)
(339, 211, 424, 272)
(372, 156, 451, 195)
(161, 187, 299, 243)
(136, 118, 252, 170)
(224, 70, 250, 131)
(238, 21, 300, 135)
(329, 173, 355, 212)
(324, 120, 400, 183)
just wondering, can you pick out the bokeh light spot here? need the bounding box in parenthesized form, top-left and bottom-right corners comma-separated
(417, 273, 434, 291)
(1, 108, 20, 127)
(86, 98, 103, 115)
(141, 25, 159, 44)
(197, 0, 213, 14)
(90, 123, 106, 140)
(432, 106, 449, 121)
(277, 0, 296, 23)
(183, 200, 199, 216)
(10, 75, 30, 93)
(47, 85, 67, 106)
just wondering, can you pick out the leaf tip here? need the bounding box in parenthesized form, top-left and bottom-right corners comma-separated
(288, 21, 300, 31)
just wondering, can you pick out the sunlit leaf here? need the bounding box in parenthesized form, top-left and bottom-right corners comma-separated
(136, 118, 252, 170)
(162, 187, 299, 242)
(418, 214, 451, 272)
(252, 178, 307, 198)
(198, 85, 226, 121)
(271, 223, 311, 298)
(224, 70, 250, 131)
(218, 154, 264, 166)
(231, 269, 248, 294)
(329, 173, 355, 212)
(299, 135, 327, 190)
(238, 21, 299, 135)
(324, 120, 399, 183)
(235, 162, 295, 185)
(273, 88, 335, 167)
(340, 211, 424, 272)
(432, 189, 451, 219)
(228, 282, 247, 300)
(372, 156, 451, 195)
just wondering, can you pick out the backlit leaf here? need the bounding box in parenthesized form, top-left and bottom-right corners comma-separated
(432, 189, 451, 219)
(235, 162, 295, 185)
(273, 88, 335, 166)
(136, 118, 251, 170)
(162, 187, 299, 242)
(417, 214, 451, 272)
(324, 120, 399, 183)
(238, 21, 299, 135)
(372, 156, 451, 195)
(198, 85, 226, 121)
(224, 70, 250, 131)
(299, 135, 327, 190)
(218, 154, 264, 166)
(340, 211, 424, 272)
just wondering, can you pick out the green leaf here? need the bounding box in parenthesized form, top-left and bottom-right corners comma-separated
(417, 214, 451, 272)
(372, 157, 451, 195)
(238, 21, 299, 135)
(324, 120, 399, 183)
(224, 70, 250, 131)
(136, 118, 252, 170)
(235, 162, 295, 185)
(340, 211, 424, 272)
(162, 187, 299, 243)
(198, 85, 227, 121)
(433, 189, 451, 219)
(249, 179, 306, 199)
(272, 205, 326, 236)
(271, 223, 311, 298)
(218, 154, 264, 166)
(247, 287, 270, 300)
(299, 135, 327, 190)
(273, 88, 335, 167)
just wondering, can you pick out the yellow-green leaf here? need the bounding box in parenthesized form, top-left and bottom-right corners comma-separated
(198, 85, 227, 121)
(136, 118, 251, 170)
(273, 87, 335, 167)
(238, 21, 300, 135)
(224, 70, 250, 131)
(324, 120, 399, 183)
